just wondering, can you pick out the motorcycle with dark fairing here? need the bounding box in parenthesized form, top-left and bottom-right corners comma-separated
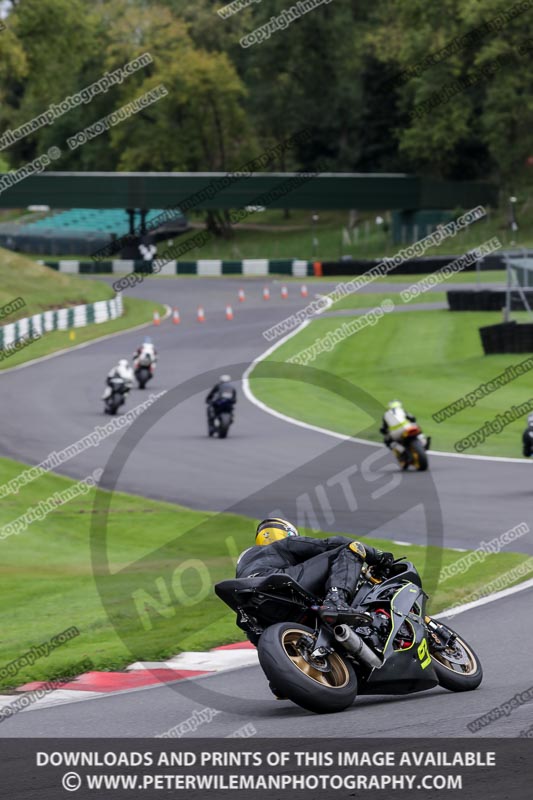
(207, 397, 234, 439)
(215, 557, 482, 714)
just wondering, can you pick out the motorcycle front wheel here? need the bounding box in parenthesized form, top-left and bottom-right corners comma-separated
(428, 620, 483, 691)
(258, 622, 358, 714)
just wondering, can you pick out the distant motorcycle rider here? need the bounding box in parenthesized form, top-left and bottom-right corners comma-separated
(103, 358, 134, 396)
(206, 374, 236, 436)
(522, 412, 533, 457)
(133, 336, 157, 370)
(380, 399, 417, 449)
(236, 518, 394, 630)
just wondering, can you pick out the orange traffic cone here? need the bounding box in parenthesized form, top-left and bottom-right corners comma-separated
(238, 288, 246, 303)
(281, 285, 288, 299)
(172, 308, 180, 325)
(263, 286, 270, 300)
(301, 285, 308, 298)
(225, 305, 234, 321)
(197, 306, 205, 323)
(153, 310, 161, 326)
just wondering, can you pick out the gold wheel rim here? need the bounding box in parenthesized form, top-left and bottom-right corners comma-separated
(432, 635, 478, 676)
(280, 628, 350, 689)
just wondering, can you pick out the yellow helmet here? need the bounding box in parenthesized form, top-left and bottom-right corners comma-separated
(255, 517, 299, 546)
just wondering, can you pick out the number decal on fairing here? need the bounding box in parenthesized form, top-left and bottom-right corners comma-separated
(417, 637, 432, 669)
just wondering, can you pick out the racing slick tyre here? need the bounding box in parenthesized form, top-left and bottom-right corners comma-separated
(410, 439, 428, 471)
(218, 412, 232, 439)
(257, 622, 358, 714)
(428, 621, 483, 691)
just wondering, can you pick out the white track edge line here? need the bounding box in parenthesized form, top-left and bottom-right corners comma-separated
(242, 312, 531, 464)
(435, 576, 533, 619)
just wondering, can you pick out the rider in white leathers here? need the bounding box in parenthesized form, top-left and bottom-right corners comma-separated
(380, 400, 417, 451)
(103, 358, 134, 399)
(133, 337, 157, 370)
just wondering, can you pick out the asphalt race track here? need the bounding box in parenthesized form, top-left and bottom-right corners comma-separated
(1, 586, 531, 737)
(0, 276, 532, 737)
(1, 277, 531, 553)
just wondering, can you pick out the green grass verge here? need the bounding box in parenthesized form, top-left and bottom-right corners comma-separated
(0, 455, 530, 689)
(250, 309, 533, 457)
(0, 296, 166, 370)
(0, 247, 113, 320)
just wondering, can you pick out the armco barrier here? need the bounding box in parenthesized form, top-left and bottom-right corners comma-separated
(448, 289, 533, 311)
(479, 321, 533, 354)
(0, 294, 123, 350)
(40, 259, 312, 276)
(319, 254, 506, 276)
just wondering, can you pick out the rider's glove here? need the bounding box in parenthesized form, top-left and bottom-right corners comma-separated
(377, 551, 394, 572)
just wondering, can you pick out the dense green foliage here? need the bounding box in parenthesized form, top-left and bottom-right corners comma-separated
(1, 0, 532, 188)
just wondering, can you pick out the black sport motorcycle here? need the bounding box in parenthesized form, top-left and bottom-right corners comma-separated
(208, 398, 234, 439)
(134, 355, 155, 389)
(215, 557, 482, 714)
(135, 364, 153, 389)
(103, 376, 130, 415)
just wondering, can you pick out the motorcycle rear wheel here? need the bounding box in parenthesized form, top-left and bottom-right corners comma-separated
(410, 439, 428, 471)
(258, 622, 358, 714)
(218, 412, 232, 439)
(428, 621, 482, 691)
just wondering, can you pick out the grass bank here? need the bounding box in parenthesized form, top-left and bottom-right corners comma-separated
(250, 310, 533, 457)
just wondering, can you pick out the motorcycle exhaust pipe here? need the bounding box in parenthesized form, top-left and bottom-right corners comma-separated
(334, 624, 383, 669)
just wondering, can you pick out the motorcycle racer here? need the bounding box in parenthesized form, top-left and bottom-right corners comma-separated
(236, 518, 394, 626)
(133, 336, 157, 370)
(102, 358, 134, 398)
(522, 412, 533, 457)
(380, 400, 417, 448)
(206, 374, 236, 436)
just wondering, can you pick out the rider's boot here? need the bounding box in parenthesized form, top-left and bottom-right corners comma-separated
(319, 588, 371, 625)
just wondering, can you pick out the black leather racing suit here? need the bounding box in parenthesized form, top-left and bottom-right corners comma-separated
(236, 536, 386, 602)
(206, 381, 236, 428)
